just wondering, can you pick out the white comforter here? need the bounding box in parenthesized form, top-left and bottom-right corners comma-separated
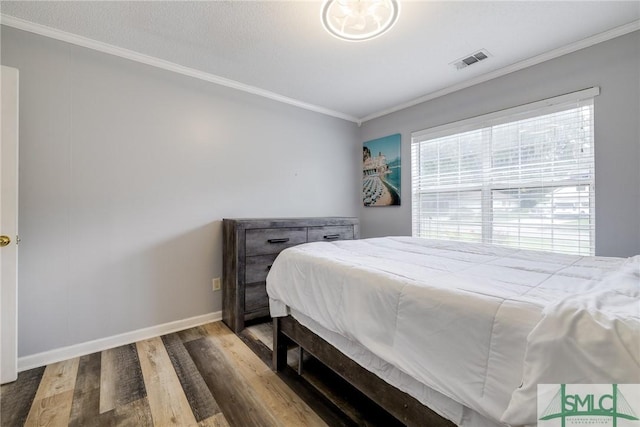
(266, 237, 636, 425)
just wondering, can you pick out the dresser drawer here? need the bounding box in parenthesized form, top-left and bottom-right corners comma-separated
(308, 225, 354, 242)
(245, 282, 268, 313)
(245, 254, 278, 284)
(245, 227, 307, 255)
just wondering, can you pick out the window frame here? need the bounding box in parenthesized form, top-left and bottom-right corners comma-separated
(411, 87, 598, 255)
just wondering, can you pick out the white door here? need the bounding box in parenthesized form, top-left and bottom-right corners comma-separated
(1, 65, 19, 384)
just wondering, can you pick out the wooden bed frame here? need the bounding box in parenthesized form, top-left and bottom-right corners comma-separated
(272, 316, 455, 427)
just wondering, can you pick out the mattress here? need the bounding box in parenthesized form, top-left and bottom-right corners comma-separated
(266, 237, 638, 425)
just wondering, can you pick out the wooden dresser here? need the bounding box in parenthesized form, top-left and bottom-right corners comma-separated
(222, 217, 359, 333)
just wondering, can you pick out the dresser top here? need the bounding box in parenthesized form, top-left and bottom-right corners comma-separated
(223, 217, 359, 229)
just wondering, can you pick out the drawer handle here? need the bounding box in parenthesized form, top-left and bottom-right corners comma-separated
(323, 234, 340, 240)
(268, 238, 290, 244)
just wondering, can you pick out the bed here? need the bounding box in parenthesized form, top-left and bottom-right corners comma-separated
(265, 237, 640, 426)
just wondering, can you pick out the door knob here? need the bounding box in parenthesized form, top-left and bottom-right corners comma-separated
(0, 235, 11, 247)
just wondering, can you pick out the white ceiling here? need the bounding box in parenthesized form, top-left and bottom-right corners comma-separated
(1, 1, 639, 123)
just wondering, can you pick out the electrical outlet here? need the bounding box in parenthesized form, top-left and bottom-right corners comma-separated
(212, 277, 221, 291)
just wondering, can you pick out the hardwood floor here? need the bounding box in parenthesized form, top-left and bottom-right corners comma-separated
(1, 321, 403, 427)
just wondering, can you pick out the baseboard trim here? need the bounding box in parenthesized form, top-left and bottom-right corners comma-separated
(17, 311, 222, 372)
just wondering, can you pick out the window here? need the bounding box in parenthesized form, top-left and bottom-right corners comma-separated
(411, 88, 597, 255)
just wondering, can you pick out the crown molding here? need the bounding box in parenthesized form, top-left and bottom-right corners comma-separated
(2, 14, 637, 127)
(0, 14, 361, 124)
(360, 20, 640, 123)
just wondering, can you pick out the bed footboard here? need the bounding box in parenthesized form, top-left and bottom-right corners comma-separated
(272, 316, 455, 427)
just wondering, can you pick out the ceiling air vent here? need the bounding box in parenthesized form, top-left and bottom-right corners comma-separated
(451, 49, 491, 70)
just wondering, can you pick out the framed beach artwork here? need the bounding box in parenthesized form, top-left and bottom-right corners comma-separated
(363, 133, 401, 207)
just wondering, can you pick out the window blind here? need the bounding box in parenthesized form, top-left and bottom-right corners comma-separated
(411, 88, 597, 255)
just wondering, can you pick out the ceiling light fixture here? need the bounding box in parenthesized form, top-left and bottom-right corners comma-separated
(321, 0, 400, 42)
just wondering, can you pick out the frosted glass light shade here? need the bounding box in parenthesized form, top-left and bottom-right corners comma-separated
(321, 0, 400, 42)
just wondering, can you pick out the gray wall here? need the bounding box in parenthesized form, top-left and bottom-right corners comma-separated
(360, 31, 640, 258)
(1, 26, 360, 357)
